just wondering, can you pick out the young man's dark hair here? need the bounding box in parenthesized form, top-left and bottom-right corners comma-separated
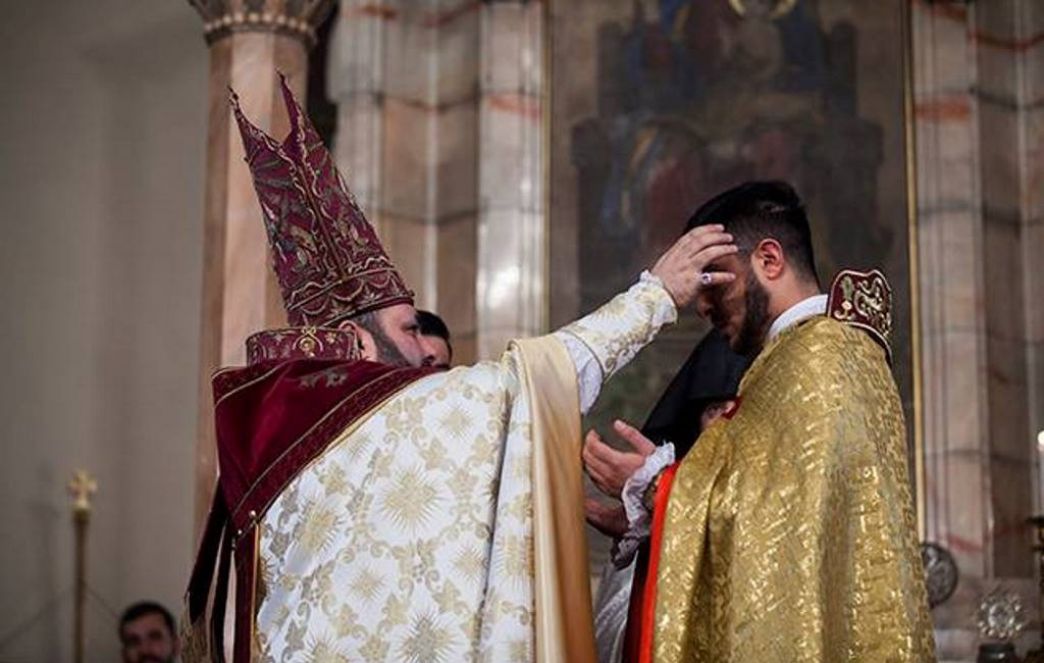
(416, 309, 453, 367)
(686, 180, 820, 286)
(416, 309, 450, 344)
(119, 601, 175, 637)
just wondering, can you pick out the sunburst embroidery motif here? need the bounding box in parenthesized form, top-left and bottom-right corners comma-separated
(398, 612, 457, 663)
(380, 468, 440, 532)
(349, 567, 385, 603)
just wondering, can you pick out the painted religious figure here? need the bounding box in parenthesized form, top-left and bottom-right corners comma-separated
(551, 0, 915, 487)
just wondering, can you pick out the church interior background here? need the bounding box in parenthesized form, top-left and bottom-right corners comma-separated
(0, 0, 1041, 660)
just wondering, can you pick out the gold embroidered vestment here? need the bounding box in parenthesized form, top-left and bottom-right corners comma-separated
(654, 317, 935, 662)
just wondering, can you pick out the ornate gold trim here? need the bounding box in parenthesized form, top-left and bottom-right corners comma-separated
(187, 0, 334, 47)
(542, 0, 552, 333)
(901, 0, 926, 539)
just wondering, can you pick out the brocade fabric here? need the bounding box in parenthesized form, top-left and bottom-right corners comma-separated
(253, 277, 675, 661)
(557, 271, 677, 414)
(653, 316, 935, 662)
(232, 76, 413, 326)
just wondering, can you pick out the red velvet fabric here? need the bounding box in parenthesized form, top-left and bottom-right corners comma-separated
(212, 358, 435, 531)
(231, 76, 414, 327)
(188, 358, 438, 662)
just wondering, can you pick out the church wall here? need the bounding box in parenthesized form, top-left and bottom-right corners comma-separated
(903, 0, 1042, 658)
(0, 2, 207, 660)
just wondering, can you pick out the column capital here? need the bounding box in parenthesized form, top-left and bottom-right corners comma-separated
(187, 0, 334, 46)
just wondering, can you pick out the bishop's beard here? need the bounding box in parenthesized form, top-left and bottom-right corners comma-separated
(371, 327, 410, 367)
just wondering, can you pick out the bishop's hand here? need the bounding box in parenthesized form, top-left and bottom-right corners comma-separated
(650, 224, 737, 309)
(583, 420, 656, 499)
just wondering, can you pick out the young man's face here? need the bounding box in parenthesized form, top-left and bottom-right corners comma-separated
(695, 251, 771, 357)
(120, 613, 177, 663)
(419, 334, 452, 368)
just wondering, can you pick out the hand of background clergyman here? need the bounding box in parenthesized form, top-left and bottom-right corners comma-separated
(650, 223, 737, 309)
(582, 420, 656, 498)
(585, 497, 628, 539)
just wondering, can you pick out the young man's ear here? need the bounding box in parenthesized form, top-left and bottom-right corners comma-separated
(339, 320, 378, 362)
(751, 238, 785, 281)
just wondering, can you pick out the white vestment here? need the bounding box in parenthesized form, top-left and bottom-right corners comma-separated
(254, 275, 675, 661)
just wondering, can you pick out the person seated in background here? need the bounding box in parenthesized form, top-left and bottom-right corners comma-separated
(119, 601, 179, 663)
(417, 309, 453, 368)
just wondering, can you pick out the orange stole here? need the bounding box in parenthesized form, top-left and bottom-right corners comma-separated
(630, 461, 680, 663)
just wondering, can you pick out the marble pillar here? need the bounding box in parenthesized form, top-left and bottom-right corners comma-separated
(329, 0, 545, 364)
(188, 0, 334, 533)
(477, 0, 546, 359)
(912, 0, 1043, 658)
(330, 2, 483, 362)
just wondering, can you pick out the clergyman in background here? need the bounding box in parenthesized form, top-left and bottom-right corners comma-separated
(119, 601, 179, 663)
(417, 309, 453, 368)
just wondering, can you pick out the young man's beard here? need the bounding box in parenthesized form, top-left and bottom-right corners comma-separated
(733, 269, 771, 358)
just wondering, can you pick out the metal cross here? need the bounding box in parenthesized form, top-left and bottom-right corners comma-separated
(68, 470, 97, 514)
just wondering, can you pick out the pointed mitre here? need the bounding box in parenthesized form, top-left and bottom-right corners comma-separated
(230, 74, 413, 328)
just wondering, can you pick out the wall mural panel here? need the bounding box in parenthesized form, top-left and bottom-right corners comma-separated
(550, 0, 916, 557)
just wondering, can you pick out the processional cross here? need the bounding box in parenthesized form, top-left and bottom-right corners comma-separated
(67, 470, 96, 663)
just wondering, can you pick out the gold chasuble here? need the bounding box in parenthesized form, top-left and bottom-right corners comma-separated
(651, 280, 934, 661)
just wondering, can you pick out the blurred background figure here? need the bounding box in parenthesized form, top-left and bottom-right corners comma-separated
(417, 309, 453, 368)
(118, 601, 179, 663)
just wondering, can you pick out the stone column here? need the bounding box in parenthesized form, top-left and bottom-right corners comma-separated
(1021, 0, 1044, 518)
(974, 0, 1039, 581)
(187, 0, 334, 532)
(329, 1, 484, 362)
(476, 0, 546, 358)
(328, 1, 544, 364)
(912, 0, 1042, 657)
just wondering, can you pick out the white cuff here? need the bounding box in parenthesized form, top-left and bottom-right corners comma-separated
(639, 269, 666, 290)
(612, 443, 676, 567)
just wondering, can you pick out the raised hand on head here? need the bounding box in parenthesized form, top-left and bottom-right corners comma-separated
(650, 224, 738, 309)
